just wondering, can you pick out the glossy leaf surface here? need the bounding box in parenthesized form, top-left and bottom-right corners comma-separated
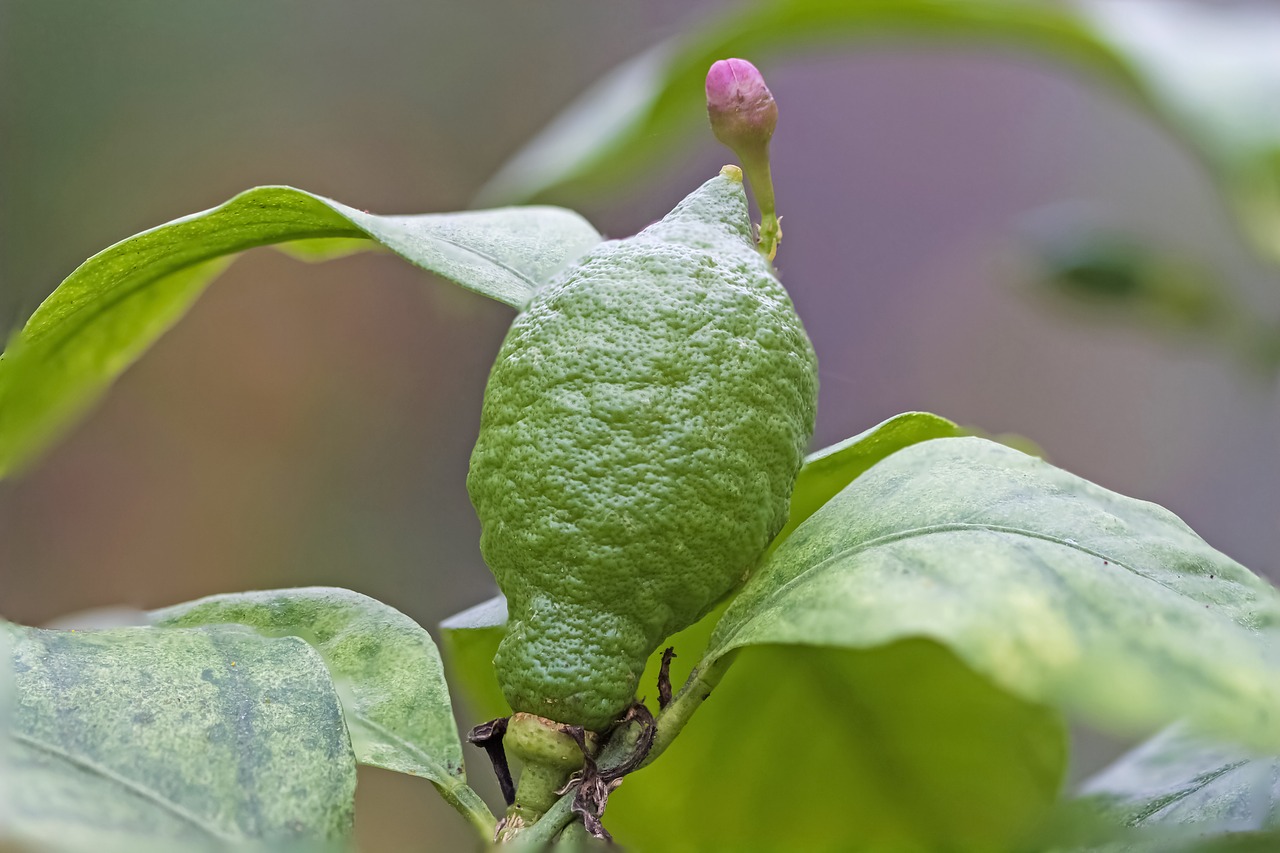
(614, 641, 1065, 852)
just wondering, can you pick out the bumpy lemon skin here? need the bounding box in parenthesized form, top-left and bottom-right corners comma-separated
(468, 173, 818, 731)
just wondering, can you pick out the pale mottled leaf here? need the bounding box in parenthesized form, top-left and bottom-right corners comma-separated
(0, 619, 354, 850)
(151, 589, 466, 789)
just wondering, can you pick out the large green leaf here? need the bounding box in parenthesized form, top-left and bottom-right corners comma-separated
(708, 436, 1280, 750)
(150, 587, 494, 838)
(477, 0, 1280, 264)
(0, 188, 601, 479)
(0, 618, 354, 850)
(441, 426, 1280, 849)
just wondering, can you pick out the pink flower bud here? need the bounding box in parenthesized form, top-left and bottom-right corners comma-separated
(705, 58, 778, 151)
(706, 58, 782, 259)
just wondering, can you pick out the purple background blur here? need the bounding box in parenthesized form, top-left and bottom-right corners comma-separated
(3, 1, 1278, 847)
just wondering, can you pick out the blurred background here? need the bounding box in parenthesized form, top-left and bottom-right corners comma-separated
(2, 0, 1279, 848)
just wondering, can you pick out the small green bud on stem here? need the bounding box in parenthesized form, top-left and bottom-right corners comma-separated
(706, 57, 781, 260)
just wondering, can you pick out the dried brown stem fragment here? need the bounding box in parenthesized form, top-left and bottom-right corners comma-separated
(657, 647, 677, 709)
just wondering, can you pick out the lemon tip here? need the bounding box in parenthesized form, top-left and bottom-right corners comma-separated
(719, 164, 744, 182)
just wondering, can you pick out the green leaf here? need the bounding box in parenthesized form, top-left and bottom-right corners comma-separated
(708, 436, 1280, 750)
(149, 587, 494, 838)
(1, 618, 355, 849)
(777, 412, 963, 550)
(610, 641, 1066, 853)
(1073, 726, 1280, 850)
(0, 187, 602, 479)
(439, 430, 1280, 848)
(477, 0, 1280, 265)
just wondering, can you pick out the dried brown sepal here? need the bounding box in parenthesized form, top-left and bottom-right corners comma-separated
(467, 716, 516, 806)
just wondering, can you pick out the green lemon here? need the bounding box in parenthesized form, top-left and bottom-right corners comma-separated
(467, 168, 818, 731)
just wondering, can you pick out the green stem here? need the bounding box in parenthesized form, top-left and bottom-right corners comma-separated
(438, 778, 499, 841)
(554, 819, 597, 850)
(503, 650, 739, 847)
(504, 795, 575, 852)
(739, 148, 780, 261)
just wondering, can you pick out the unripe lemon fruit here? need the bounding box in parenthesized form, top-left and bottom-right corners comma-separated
(467, 168, 818, 731)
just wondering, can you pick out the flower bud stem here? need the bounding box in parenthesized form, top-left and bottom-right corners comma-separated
(742, 150, 781, 261)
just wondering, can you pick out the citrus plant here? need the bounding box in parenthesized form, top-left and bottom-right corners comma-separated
(3, 34, 1280, 853)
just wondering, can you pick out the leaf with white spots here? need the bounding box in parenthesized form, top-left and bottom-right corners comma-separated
(150, 588, 494, 837)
